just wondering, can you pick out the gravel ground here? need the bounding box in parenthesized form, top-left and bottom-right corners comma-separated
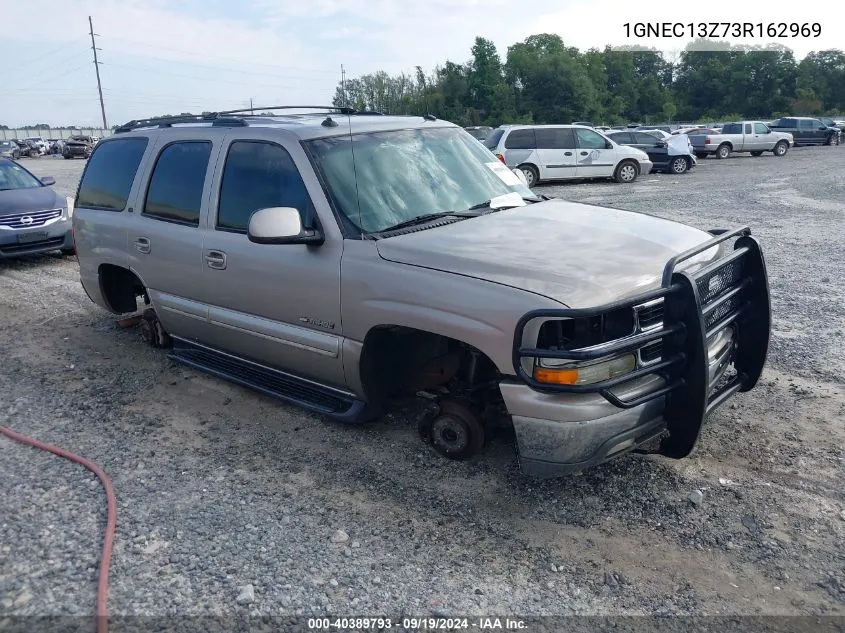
(1, 148, 844, 628)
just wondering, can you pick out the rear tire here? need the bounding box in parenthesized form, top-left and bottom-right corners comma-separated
(613, 160, 639, 183)
(518, 164, 539, 187)
(670, 156, 689, 174)
(750, 151, 763, 157)
(773, 141, 788, 157)
(694, 152, 708, 159)
(715, 144, 731, 159)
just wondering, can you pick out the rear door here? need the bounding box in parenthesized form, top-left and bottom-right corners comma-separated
(124, 131, 218, 339)
(534, 127, 577, 180)
(501, 128, 538, 173)
(797, 119, 815, 143)
(809, 119, 827, 144)
(574, 128, 616, 178)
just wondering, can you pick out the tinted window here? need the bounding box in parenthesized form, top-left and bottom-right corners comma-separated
(575, 128, 608, 149)
(634, 132, 660, 144)
(744, 124, 752, 134)
(783, 118, 797, 127)
(721, 123, 742, 134)
(534, 127, 576, 149)
(504, 129, 536, 149)
(217, 141, 313, 232)
(483, 128, 505, 149)
(754, 123, 769, 134)
(143, 141, 212, 225)
(608, 132, 633, 144)
(798, 119, 815, 130)
(76, 137, 148, 211)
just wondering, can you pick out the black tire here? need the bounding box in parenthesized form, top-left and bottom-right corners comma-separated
(60, 248, 75, 256)
(421, 400, 485, 461)
(694, 152, 708, 159)
(517, 164, 539, 187)
(773, 141, 789, 157)
(715, 144, 731, 159)
(613, 159, 639, 183)
(63, 155, 71, 159)
(750, 151, 763, 157)
(669, 156, 689, 174)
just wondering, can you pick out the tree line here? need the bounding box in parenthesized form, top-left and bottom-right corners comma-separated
(332, 35, 845, 126)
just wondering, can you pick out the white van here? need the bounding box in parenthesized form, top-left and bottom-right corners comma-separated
(483, 125, 653, 186)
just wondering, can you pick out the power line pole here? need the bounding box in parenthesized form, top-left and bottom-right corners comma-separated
(88, 16, 107, 129)
(341, 64, 347, 107)
(250, 97, 254, 114)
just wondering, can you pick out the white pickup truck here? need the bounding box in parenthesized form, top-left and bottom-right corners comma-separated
(689, 121, 793, 159)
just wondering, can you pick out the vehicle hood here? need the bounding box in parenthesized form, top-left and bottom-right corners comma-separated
(0, 186, 64, 217)
(375, 199, 717, 308)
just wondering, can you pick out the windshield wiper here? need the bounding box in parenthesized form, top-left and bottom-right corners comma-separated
(465, 195, 542, 212)
(374, 211, 481, 234)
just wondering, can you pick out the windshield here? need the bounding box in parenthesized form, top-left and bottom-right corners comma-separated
(0, 160, 42, 190)
(306, 127, 534, 234)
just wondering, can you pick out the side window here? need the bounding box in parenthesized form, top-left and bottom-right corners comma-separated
(503, 129, 536, 150)
(609, 132, 634, 144)
(534, 128, 575, 149)
(784, 118, 798, 127)
(217, 141, 314, 233)
(634, 132, 659, 144)
(812, 119, 824, 128)
(575, 128, 608, 150)
(754, 122, 769, 134)
(798, 120, 814, 130)
(744, 124, 752, 134)
(142, 141, 212, 225)
(76, 137, 148, 211)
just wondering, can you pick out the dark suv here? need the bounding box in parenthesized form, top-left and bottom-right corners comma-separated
(768, 117, 840, 146)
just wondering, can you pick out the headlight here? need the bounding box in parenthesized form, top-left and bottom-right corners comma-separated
(66, 197, 75, 217)
(533, 354, 636, 386)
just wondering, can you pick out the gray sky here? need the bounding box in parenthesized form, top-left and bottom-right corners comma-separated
(2, 0, 837, 128)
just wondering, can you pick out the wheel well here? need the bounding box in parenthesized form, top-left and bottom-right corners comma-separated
(359, 326, 499, 406)
(616, 158, 639, 172)
(517, 163, 539, 176)
(718, 142, 733, 150)
(98, 264, 147, 314)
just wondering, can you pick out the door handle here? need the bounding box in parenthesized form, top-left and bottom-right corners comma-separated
(204, 250, 227, 270)
(134, 237, 151, 254)
(580, 151, 588, 156)
(564, 151, 573, 156)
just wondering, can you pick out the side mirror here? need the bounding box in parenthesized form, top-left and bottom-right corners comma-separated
(247, 207, 323, 245)
(605, 141, 613, 149)
(40, 176, 56, 186)
(512, 168, 529, 186)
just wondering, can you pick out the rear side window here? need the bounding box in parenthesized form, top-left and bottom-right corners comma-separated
(535, 128, 576, 149)
(217, 141, 314, 233)
(504, 129, 536, 149)
(143, 141, 212, 226)
(744, 124, 752, 134)
(609, 132, 634, 144)
(76, 137, 148, 211)
(721, 123, 742, 134)
(634, 132, 659, 144)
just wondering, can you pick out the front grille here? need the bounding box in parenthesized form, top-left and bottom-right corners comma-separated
(639, 341, 663, 363)
(0, 236, 64, 254)
(0, 209, 62, 229)
(635, 301, 664, 330)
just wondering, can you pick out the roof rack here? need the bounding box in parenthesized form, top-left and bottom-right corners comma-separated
(113, 105, 386, 133)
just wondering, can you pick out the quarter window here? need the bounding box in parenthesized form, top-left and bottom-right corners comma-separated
(76, 137, 148, 211)
(503, 129, 536, 150)
(217, 141, 314, 232)
(143, 141, 212, 225)
(575, 128, 608, 150)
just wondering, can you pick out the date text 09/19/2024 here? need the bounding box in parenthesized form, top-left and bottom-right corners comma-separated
(623, 22, 822, 38)
(307, 617, 528, 630)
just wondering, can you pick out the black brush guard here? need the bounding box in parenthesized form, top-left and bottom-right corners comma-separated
(511, 226, 771, 459)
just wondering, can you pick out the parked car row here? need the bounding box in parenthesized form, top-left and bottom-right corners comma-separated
(482, 123, 694, 185)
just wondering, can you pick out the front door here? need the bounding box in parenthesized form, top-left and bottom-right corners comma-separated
(534, 127, 577, 180)
(632, 132, 668, 168)
(124, 133, 217, 340)
(574, 128, 616, 178)
(752, 122, 771, 150)
(199, 135, 346, 388)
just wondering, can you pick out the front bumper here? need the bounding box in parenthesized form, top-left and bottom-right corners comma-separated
(507, 226, 771, 476)
(0, 217, 73, 258)
(638, 160, 653, 174)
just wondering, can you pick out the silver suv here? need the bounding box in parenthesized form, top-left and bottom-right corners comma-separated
(73, 107, 771, 477)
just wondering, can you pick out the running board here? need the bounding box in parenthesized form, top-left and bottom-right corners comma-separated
(168, 338, 371, 424)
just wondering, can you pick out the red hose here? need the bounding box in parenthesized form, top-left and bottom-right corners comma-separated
(1, 426, 116, 633)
